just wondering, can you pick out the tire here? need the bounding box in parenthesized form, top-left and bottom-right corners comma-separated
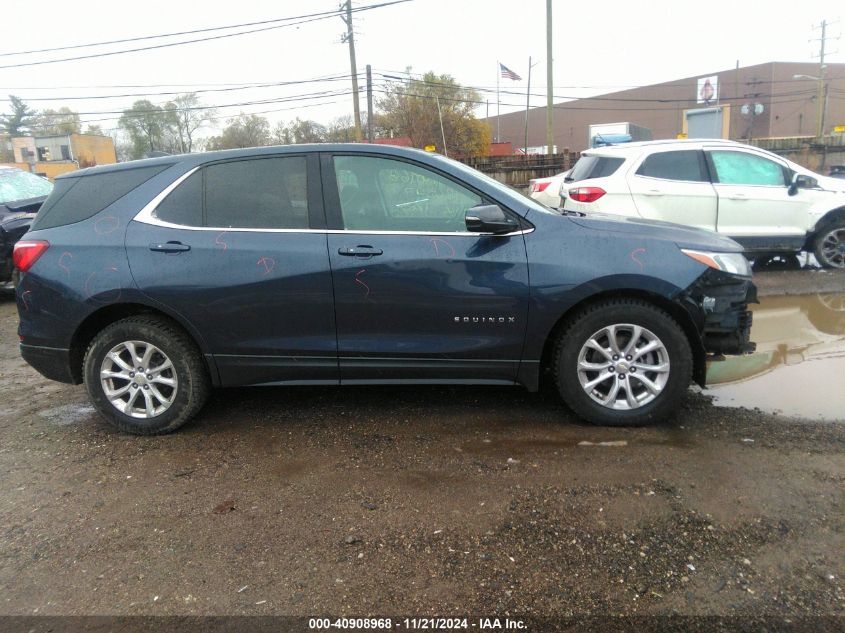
(83, 316, 210, 435)
(812, 220, 845, 269)
(752, 253, 801, 272)
(554, 299, 693, 426)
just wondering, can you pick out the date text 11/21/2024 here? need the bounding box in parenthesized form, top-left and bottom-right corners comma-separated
(308, 618, 527, 630)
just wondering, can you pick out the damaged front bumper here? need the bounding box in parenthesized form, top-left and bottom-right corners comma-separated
(676, 268, 757, 386)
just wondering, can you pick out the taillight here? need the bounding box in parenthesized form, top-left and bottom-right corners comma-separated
(13, 240, 50, 273)
(530, 181, 551, 193)
(568, 187, 606, 203)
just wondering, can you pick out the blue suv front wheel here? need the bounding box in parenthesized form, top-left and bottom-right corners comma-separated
(554, 299, 693, 426)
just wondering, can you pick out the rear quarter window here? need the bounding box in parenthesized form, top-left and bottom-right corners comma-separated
(31, 165, 169, 231)
(567, 155, 625, 183)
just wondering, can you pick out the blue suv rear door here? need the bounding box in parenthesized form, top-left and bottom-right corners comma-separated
(322, 152, 530, 384)
(126, 153, 338, 386)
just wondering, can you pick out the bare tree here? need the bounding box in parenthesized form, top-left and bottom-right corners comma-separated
(206, 114, 271, 150)
(34, 107, 82, 136)
(164, 93, 217, 153)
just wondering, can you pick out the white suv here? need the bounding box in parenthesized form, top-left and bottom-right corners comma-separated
(560, 139, 845, 268)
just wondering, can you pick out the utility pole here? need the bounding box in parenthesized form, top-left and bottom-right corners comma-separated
(810, 19, 836, 139)
(435, 95, 447, 157)
(545, 0, 554, 156)
(340, 1, 363, 142)
(366, 64, 373, 142)
(524, 56, 538, 157)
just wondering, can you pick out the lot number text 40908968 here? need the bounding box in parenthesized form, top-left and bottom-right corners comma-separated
(308, 618, 527, 630)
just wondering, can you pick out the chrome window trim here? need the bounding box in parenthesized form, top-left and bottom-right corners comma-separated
(133, 168, 533, 238)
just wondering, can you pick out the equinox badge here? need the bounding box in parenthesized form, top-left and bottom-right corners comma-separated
(454, 316, 516, 323)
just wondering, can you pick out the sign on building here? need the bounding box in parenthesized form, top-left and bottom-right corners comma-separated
(697, 76, 719, 105)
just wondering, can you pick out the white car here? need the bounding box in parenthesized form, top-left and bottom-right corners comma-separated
(559, 139, 845, 268)
(528, 170, 569, 208)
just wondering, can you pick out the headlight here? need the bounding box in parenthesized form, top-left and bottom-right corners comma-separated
(681, 249, 752, 277)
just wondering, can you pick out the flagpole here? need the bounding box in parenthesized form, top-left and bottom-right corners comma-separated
(496, 60, 500, 143)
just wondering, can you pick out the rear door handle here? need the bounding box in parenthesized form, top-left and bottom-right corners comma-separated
(149, 241, 191, 253)
(728, 194, 748, 200)
(644, 189, 664, 196)
(338, 246, 383, 257)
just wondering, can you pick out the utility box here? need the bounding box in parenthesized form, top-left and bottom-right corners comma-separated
(588, 122, 652, 148)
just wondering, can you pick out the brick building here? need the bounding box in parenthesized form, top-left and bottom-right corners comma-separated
(5, 133, 116, 179)
(486, 61, 845, 152)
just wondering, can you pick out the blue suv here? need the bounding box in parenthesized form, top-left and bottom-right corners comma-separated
(14, 145, 755, 434)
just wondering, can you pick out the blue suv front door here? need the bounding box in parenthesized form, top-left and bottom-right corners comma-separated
(322, 153, 530, 384)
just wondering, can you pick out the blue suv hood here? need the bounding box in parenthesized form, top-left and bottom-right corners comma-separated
(566, 212, 744, 252)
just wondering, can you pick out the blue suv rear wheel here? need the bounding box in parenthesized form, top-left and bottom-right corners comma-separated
(83, 315, 210, 435)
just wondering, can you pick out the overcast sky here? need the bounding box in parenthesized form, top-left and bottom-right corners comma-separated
(1, 0, 842, 139)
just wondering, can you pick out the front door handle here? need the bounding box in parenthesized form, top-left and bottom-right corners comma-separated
(149, 241, 191, 253)
(728, 194, 748, 200)
(338, 246, 383, 257)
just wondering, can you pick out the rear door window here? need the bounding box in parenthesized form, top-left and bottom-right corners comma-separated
(709, 151, 788, 186)
(567, 155, 625, 183)
(205, 157, 308, 229)
(153, 156, 310, 229)
(635, 150, 708, 182)
(154, 171, 203, 226)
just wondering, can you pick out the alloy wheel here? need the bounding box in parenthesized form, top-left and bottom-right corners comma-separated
(100, 340, 178, 419)
(577, 323, 670, 410)
(819, 227, 845, 269)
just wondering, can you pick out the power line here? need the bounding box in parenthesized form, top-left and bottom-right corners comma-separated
(3, 74, 358, 101)
(0, 0, 411, 70)
(375, 73, 818, 106)
(28, 95, 354, 135)
(0, 9, 356, 58)
(373, 66, 845, 94)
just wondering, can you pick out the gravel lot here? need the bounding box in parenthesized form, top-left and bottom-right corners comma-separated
(0, 271, 843, 624)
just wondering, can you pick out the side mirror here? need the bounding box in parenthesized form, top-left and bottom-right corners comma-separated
(788, 173, 817, 196)
(465, 204, 519, 235)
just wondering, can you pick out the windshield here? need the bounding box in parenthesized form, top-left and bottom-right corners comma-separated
(0, 169, 53, 205)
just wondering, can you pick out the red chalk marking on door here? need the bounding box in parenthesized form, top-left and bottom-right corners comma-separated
(215, 232, 229, 252)
(429, 237, 456, 258)
(58, 252, 73, 276)
(630, 248, 646, 270)
(355, 269, 370, 299)
(257, 256, 275, 275)
(94, 216, 119, 235)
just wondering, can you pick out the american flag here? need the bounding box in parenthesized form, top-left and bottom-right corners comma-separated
(499, 63, 522, 81)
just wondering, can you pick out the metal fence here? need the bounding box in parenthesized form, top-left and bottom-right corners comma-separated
(458, 152, 580, 189)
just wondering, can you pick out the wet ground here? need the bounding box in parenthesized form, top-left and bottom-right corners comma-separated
(705, 291, 845, 420)
(0, 270, 843, 623)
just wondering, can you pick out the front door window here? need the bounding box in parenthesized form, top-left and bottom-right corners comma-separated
(333, 155, 482, 232)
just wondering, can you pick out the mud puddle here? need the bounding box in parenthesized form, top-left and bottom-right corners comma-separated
(705, 292, 845, 420)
